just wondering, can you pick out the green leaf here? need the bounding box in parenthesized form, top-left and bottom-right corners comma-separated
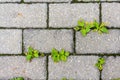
(65, 51, 69, 57)
(33, 53, 39, 58)
(28, 47, 33, 54)
(61, 55, 67, 62)
(40, 53, 45, 57)
(26, 54, 32, 61)
(98, 58, 105, 65)
(80, 29, 87, 36)
(59, 49, 65, 55)
(111, 78, 120, 80)
(74, 26, 80, 31)
(93, 20, 99, 29)
(100, 27, 108, 33)
(78, 20, 84, 27)
(10, 77, 24, 80)
(51, 48, 58, 56)
(86, 27, 91, 33)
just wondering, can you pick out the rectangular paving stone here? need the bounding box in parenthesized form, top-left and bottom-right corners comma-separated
(25, 0, 72, 2)
(24, 29, 73, 53)
(102, 3, 120, 28)
(49, 3, 99, 28)
(76, 30, 120, 54)
(48, 56, 99, 80)
(102, 56, 120, 80)
(0, 0, 20, 2)
(78, 0, 100, 1)
(0, 56, 46, 80)
(0, 29, 22, 54)
(0, 4, 47, 28)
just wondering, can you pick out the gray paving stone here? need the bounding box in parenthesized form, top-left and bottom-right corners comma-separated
(0, 29, 22, 54)
(25, 0, 72, 2)
(0, 56, 46, 80)
(102, 3, 120, 28)
(0, 0, 20, 2)
(24, 29, 73, 53)
(76, 30, 120, 54)
(49, 3, 99, 28)
(0, 4, 47, 28)
(102, 56, 120, 80)
(48, 56, 99, 80)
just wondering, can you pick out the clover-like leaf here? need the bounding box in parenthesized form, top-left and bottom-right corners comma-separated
(74, 26, 80, 31)
(100, 27, 108, 33)
(26, 54, 32, 61)
(65, 51, 69, 57)
(80, 29, 87, 36)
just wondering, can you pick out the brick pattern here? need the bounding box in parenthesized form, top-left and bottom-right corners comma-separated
(0, 0, 119, 80)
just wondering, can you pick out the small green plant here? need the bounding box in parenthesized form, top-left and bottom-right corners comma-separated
(111, 78, 120, 80)
(95, 57, 105, 71)
(51, 48, 70, 62)
(74, 19, 108, 36)
(25, 46, 44, 61)
(61, 77, 73, 80)
(10, 77, 24, 80)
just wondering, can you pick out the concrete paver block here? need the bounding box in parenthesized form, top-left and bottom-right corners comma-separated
(0, 29, 22, 54)
(76, 30, 120, 54)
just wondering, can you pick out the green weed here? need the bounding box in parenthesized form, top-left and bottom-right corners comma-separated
(10, 77, 24, 80)
(74, 19, 108, 36)
(51, 48, 70, 62)
(95, 57, 105, 71)
(25, 46, 44, 61)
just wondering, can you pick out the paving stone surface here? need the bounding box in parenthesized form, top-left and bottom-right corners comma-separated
(76, 30, 120, 54)
(0, 29, 22, 54)
(102, 3, 120, 28)
(101, 0, 119, 1)
(78, 0, 99, 1)
(49, 3, 99, 28)
(102, 56, 120, 80)
(0, 0, 20, 2)
(48, 56, 99, 80)
(24, 29, 73, 53)
(0, 56, 46, 80)
(0, 4, 47, 28)
(25, 0, 72, 2)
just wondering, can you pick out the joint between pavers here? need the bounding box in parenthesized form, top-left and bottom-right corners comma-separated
(99, 1, 102, 23)
(73, 30, 76, 55)
(46, 55, 49, 80)
(22, 29, 25, 55)
(47, 3, 49, 28)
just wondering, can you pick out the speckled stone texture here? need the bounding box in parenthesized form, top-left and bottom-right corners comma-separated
(101, 0, 119, 1)
(48, 56, 99, 80)
(0, 56, 46, 80)
(0, 4, 47, 28)
(76, 30, 120, 54)
(102, 3, 120, 28)
(0, 29, 22, 54)
(24, 29, 73, 53)
(49, 3, 99, 28)
(25, 0, 72, 2)
(102, 56, 120, 80)
(0, 0, 20, 2)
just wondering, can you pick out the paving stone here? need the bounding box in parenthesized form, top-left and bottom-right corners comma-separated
(0, 56, 46, 80)
(48, 56, 99, 80)
(49, 3, 99, 28)
(76, 30, 120, 54)
(25, 0, 72, 2)
(102, 3, 120, 28)
(0, 29, 22, 54)
(0, 4, 47, 28)
(0, 0, 20, 2)
(24, 29, 73, 53)
(102, 56, 120, 80)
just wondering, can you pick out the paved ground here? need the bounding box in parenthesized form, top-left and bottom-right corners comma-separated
(0, 0, 120, 80)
